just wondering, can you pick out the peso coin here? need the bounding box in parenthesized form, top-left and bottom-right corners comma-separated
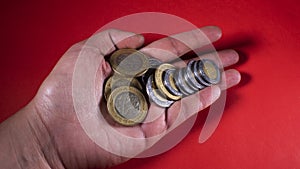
(192, 60, 211, 87)
(174, 68, 196, 96)
(179, 68, 197, 94)
(184, 61, 205, 90)
(198, 59, 221, 85)
(110, 49, 150, 77)
(104, 76, 142, 100)
(146, 75, 174, 108)
(140, 57, 162, 86)
(148, 57, 162, 68)
(154, 64, 182, 101)
(182, 67, 199, 91)
(107, 86, 148, 126)
(173, 69, 190, 96)
(163, 69, 183, 97)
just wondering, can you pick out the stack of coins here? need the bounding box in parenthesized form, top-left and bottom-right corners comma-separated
(104, 48, 221, 126)
(146, 59, 221, 107)
(104, 49, 150, 126)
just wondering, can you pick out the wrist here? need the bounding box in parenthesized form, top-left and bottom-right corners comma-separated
(0, 102, 64, 169)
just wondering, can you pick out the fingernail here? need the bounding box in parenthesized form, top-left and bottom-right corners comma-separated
(226, 69, 241, 88)
(201, 26, 222, 42)
(210, 85, 221, 102)
(226, 49, 239, 64)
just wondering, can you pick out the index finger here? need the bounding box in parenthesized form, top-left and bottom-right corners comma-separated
(140, 26, 222, 62)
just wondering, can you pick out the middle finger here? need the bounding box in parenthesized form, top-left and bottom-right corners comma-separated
(140, 26, 222, 63)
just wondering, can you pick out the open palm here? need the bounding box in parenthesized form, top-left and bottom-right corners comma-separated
(32, 28, 240, 169)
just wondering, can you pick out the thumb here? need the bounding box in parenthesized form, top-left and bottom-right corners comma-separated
(50, 29, 144, 76)
(84, 29, 145, 56)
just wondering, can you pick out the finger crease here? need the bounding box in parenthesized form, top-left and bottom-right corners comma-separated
(169, 38, 182, 56)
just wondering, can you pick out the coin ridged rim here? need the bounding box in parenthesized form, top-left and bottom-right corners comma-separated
(148, 57, 162, 68)
(198, 59, 221, 85)
(140, 57, 161, 86)
(173, 68, 195, 95)
(178, 68, 196, 94)
(163, 69, 182, 97)
(173, 69, 190, 96)
(193, 60, 211, 86)
(110, 49, 150, 77)
(107, 86, 148, 126)
(104, 76, 142, 100)
(104, 76, 113, 100)
(182, 67, 199, 91)
(146, 75, 173, 107)
(155, 64, 182, 101)
(185, 61, 205, 89)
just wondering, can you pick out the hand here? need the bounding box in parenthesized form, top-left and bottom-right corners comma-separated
(0, 27, 240, 169)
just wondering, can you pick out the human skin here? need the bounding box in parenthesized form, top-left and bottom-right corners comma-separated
(0, 27, 241, 169)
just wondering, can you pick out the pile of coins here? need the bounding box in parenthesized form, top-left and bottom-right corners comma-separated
(146, 59, 221, 107)
(104, 48, 221, 126)
(104, 49, 150, 126)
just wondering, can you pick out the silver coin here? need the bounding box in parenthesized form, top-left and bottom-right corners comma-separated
(140, 58, 162, 86)
(185, 61, 205, 90)
(163, 69, 183, 97)
(148, 57, 162, 68)
(179, 68, 197, 94)
(174, 69, 193, 96)
(182, 67, 199, 92)
(146, 75, 173, 107)
(192, 60, 211, 86)
(198, 59, 221, 85)
(173, 70, 189, 96)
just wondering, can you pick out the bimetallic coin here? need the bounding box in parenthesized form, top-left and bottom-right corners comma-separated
(155, 64, 181, 101)
(163, 69, 182, 97)
(192, 60, 211, 87)
(176, 68, 196, 95)
(110, 49, 149, 77)
(179, 68, 197, 94)
(148, 57, 162, 68)
(173, 70, 190, 96)
(140, 57, 162, 86)
(198, 59, 221, 85)
(141, 69, 154, 86)
(104, 76, 142, 100)
(107, 86, 148, 126)
(185, 61, 205, 90)
(182, 67, 199, 91)
(146, 75, 173, 108)
(104, 76, 113, 100)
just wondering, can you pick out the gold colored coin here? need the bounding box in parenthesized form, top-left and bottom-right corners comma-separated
(151, 76, 172, 103)
(154, 64, 181, 101)
(110, 49, 149, 77)
(203, 61, 218, 80)
(104, 76, 142, 100)
(146, 75, 173, 107)
(104, 77, 113, 100)
(107, 86, 148, 126)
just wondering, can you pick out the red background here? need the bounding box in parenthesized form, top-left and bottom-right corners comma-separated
(1, 0, 300, 168)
